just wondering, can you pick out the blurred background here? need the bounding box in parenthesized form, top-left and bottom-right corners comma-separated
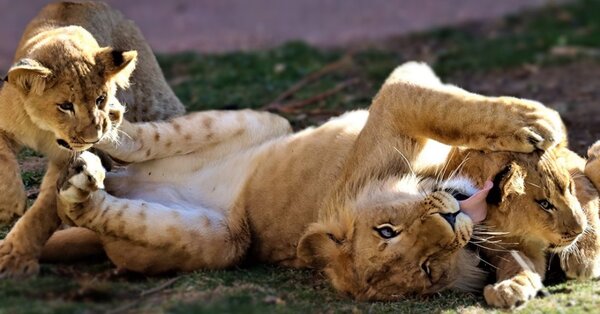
(0, 0, 560, 73)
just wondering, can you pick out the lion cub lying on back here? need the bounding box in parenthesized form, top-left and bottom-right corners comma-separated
(0, 1, 184, 278)
(46, 62, 563, 300)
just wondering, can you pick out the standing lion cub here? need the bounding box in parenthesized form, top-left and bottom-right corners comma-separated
(0, 1, 184, 277)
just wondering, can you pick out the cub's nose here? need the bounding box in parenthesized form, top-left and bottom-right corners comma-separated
(80, 124, 103, 143)
(440, 212, 459, 229)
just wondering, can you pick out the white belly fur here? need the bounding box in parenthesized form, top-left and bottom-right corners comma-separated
(105, 141, 273, 212)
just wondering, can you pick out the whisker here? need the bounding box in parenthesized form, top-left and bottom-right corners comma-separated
(470, 242, 510, 253)
(525, 181, 541, 188)
(476, 255, 498, 270)
(393, 146, 415, 176)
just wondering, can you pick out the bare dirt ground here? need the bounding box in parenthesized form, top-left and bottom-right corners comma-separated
(0, 0, 560, 72)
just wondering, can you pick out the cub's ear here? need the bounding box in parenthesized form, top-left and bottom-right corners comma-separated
(297, 220, 352, 268)
(6, 58, 52, 95)
(95, 48, 137, 89)
(486, 162, 526, 208)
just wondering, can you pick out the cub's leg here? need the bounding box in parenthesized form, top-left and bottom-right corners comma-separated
(585, 140, 600, 191)
(0, 132, 26, 223)
(560, 171, 600, 279)
(374, 63, 564, 152)
(96, 110, 291, 163)
(41, 227, 104, 263)
(336, 62, 564, 188)
(483, 251, 544, 308)
(0, 161, 64, 278)
(56, 152, 249, 273)
(560, 142, 600, 279)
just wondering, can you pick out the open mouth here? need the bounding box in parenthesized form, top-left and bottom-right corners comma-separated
(456, 180, 493, 224)
(56, 139, 72, 150)
(56, 139, 95, 151)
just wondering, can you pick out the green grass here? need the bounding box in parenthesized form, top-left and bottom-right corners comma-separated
(21, 170, 44, 190)
(3, 0, 600, 312)
(427, 0, 600, 75)
(157, 42, 401, 116)
(156, 0, 600, 115)
(0, 264, 597, 313)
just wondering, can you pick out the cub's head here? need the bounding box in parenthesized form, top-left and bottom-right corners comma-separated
(298, 175, 483, 300)
(5, 26, 133, 151)
(484, 149, 587, 252)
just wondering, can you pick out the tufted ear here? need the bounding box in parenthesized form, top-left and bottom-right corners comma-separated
(6, 58, 52, 95)
(297, 218, 353, 268)
(486, 162, 526, 209)
(95, 48, 137, 89)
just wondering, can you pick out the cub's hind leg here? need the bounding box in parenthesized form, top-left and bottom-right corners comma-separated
(56, 152, 249, 273)
(41, 227, 104, 263)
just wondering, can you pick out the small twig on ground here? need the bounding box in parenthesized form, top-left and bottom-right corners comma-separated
(107, 276, 181, 314)
(261, 55, 353, 110)
(273, 78, 359, 114)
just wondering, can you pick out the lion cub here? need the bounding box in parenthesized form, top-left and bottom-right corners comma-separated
(47, 63, 563, 300)
(0, 1, 184, 278)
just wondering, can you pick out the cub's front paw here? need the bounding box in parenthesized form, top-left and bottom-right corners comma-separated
(0, 240, 40, 279)
(58, 151, 106, 204)
(560, 241, 600, 280)
(588, 141, 600, 160)
(500, 98, 564, 153)
(483, 273, 542, 308)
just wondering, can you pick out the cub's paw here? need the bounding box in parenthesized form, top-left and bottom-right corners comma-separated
(503, 98, 566, 153)
(588, 141, 600, 161)
(0, 240, 40, 279)
(560, 242, 600, 280)
(483, 273, 542, 308)
(585, 141, 600, 190)
(58, 151, 106, 204)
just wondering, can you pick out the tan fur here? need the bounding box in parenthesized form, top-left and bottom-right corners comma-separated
(438, 147, 597, 308)
(46, 62, 566, 300)
(0, 1, 184, 278)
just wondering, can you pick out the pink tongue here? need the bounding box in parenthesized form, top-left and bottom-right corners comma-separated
(459, 180, 493, 224)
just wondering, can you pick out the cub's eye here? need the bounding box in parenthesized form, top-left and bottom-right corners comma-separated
(373, 224, 399, 239)
(57, 102, 74, 112)
(95, 95, 106, 106)
(536, 199, 554, 211)
(421, 260, 432, 279)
